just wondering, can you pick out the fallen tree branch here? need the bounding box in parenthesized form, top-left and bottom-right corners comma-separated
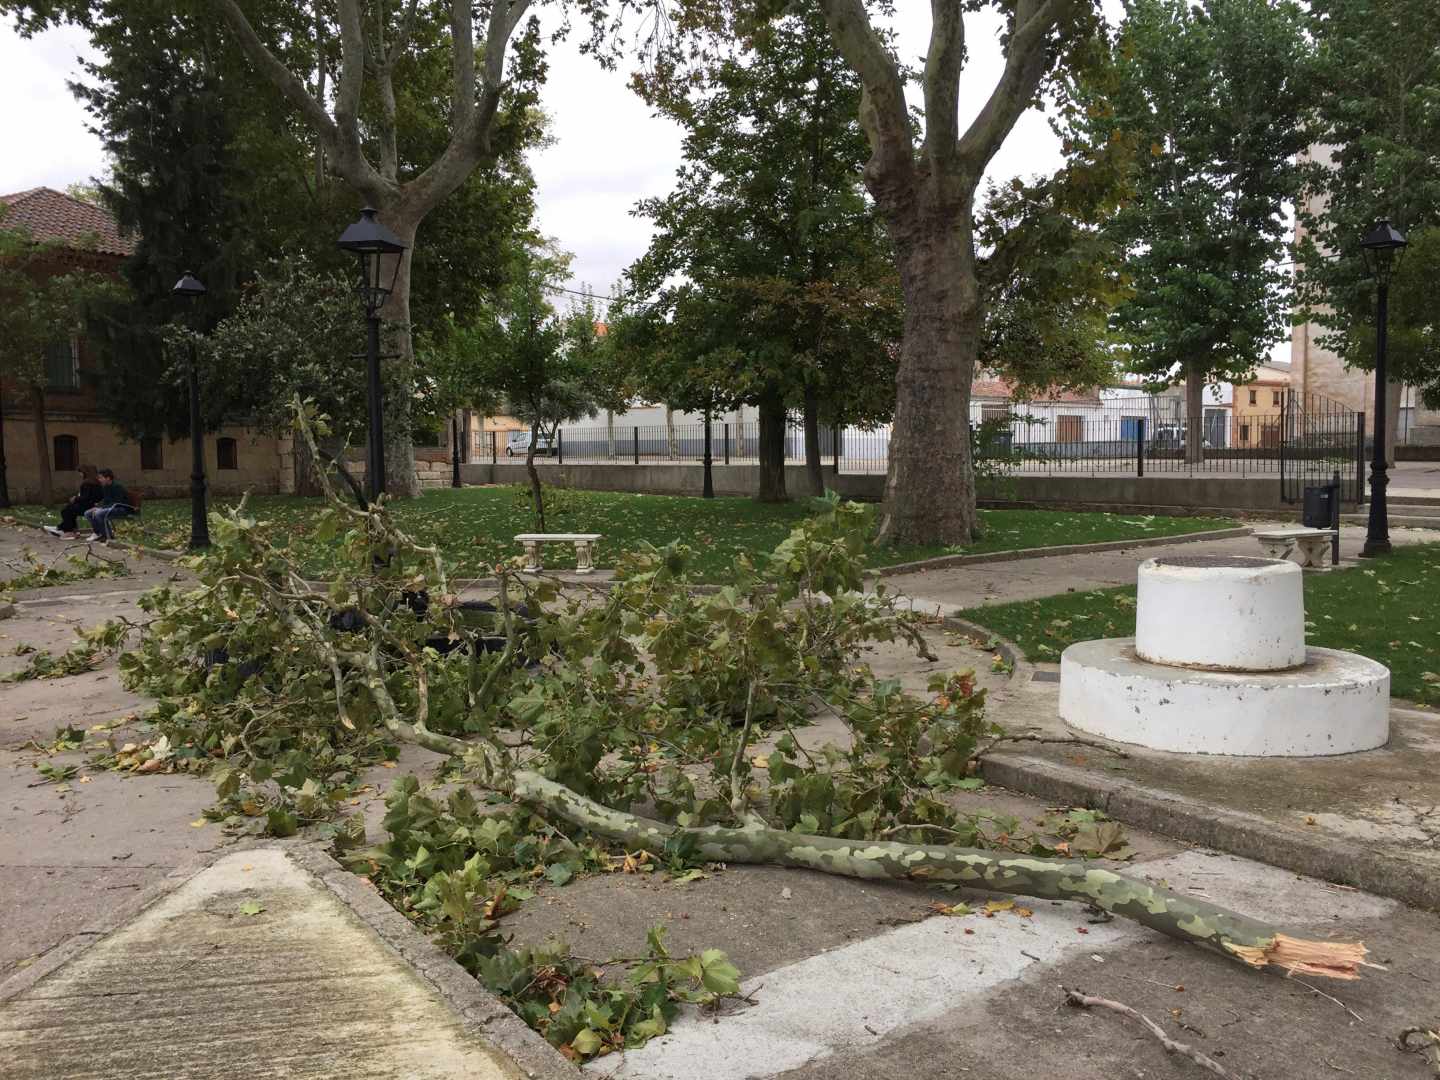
(509, 771, 1369, 980)
(1061, 986, 1243, 1079)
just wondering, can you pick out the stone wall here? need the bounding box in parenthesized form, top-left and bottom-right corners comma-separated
(458, 462, 1293, 511)
(1, 418, 285, 504)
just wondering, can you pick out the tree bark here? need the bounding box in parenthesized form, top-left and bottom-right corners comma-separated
(511, 771, 1367, 981)
(378, 212, 420, 497)
(30, 385, 53, 506)
(665, 404, 678, 460)
(606, 410, 616, 460)
(756, 390, 788, 503)
(1184, 363, 1206, 465)
(525, 421, 546, 532)
(0, 384, 10, 508)
(817, 0, 1075, 547)
(450, 411, 462, 488)
(1385, 379, 1402, 467)
(803, 382, 824, 496)
(877, 222, 982, 545)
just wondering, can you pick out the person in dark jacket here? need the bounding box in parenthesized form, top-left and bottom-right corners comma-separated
(83, 468, 138, 542)
(43, 464, 103, 538)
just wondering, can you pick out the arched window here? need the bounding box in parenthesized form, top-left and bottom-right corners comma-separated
(216, 437, 238, 470)
(53, 434, 79, 472)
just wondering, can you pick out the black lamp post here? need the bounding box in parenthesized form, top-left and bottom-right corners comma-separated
(337, 207, 407, 501)
(172, 271, 210, 550)
(1358, 219, 1408, 558)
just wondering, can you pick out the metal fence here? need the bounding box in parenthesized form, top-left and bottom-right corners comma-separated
(477, 392, 1362, 499)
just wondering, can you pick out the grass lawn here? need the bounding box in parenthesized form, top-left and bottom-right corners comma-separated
(956, 542, 1440, 704)
(9, 485, 1232, 582)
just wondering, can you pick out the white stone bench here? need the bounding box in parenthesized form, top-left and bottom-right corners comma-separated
(514, 533, 602, 574)
(1255, 527, 1337, 569)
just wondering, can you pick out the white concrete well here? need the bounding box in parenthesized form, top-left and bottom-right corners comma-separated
(1135, 555, 1304, 671)
(1059, 554, 1391, 757)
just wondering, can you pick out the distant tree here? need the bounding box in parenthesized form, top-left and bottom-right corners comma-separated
(200, 258, 367, 494)
(1295, 0, 1440, 457)
(8, 0, 545, 496)
(444, 239, 603, 530)
(0, 223, 125, 505)
(1063, 0, 1312, 462)
(629, 5, 895, 503)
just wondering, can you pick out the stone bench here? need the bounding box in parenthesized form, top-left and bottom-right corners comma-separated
(514, 533, 602, 574)
(1255, 527, 1337, 569)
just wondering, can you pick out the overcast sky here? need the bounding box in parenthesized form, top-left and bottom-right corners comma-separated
(0, 8, 1095, 299)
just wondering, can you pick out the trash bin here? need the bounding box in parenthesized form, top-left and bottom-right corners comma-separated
(1302, 484, 1335, 529)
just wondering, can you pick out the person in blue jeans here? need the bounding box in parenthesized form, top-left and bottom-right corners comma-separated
(83, 468, 137, 542)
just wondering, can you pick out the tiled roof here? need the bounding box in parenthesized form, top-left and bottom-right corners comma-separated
(972, 373, 1101, 404)
(0, 186, 134, 256)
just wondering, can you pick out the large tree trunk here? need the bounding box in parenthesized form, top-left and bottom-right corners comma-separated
(525, 422, 546, 532)
(0, 384, 10, 508)
(803, 382, 824, 496)
(1184, 364, 1206, 466)
(378, 212, 421, 497)
(606, 410, 616, 460)
(30, 386, 53, 506)
(878, 223, 980, 546)
(756, 390, 788, 503)
(665, 405, 678, 460)
(1385, 379, 1403, 467)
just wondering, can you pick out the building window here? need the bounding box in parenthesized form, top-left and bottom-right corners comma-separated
(140, 437, 163, 471)
(1272, 390, 1282, 407)
(1248, 389, 1257, 406)
(1240, 424, 1251, 444)
(44, 338, 80, 391)
(53, 434, 78, 472)
(216, 437, 238, 470)
(1056, 415, 1084, 443)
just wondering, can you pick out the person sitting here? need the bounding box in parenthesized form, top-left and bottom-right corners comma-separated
(43, 464, 103, 539)
(83, 469, 139, 543)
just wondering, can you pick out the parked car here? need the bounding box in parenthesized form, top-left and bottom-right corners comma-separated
(505, 430, 556, 457)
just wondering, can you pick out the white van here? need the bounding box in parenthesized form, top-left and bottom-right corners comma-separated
(505, 430, 555, 457)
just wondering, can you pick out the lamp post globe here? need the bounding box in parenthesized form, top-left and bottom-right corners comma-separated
(171, 270, 210, 550)
(337, 207, 408, 502)
(1358, 219, 1407, 559)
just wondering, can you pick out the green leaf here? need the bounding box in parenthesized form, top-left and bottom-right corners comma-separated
(544, 862, 574, 887)
(569, 1029, 603, 1057)
(237, 900, 265, 916)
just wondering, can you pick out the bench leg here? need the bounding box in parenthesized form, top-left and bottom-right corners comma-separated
(1258, 538, 1296, 561)
(521, 540, 542, 573)
(574, 541, 594, 573)
(1295, 539, 1328, 569)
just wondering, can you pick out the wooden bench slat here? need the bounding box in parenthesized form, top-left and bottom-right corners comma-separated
(514, 533, 601, 542)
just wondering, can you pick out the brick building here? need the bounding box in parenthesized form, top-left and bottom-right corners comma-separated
(0, 187, 288, 503)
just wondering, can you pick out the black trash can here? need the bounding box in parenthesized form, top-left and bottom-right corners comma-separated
(1302, 484, 1335, 529)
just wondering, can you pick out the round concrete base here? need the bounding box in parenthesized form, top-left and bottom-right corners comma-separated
(1059, 638, 1390, 756)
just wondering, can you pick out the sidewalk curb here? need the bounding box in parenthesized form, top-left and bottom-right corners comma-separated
(289, 844, 578, 1079)
(869, 526, 1253, 578)
(0, 840, 578, 1079)
(978, 752, 1440, 913)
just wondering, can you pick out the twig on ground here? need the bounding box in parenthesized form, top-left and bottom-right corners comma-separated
(1061, 986, 1244, 1079)
(1289, 975, 1366, 1024)
(1397, 1026, 1440, 1077)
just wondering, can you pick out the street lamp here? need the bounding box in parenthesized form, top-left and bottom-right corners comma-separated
(337, 206, 407, 501)
(1358, 219, 1408, 558)
(171, 270, 210, 550)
